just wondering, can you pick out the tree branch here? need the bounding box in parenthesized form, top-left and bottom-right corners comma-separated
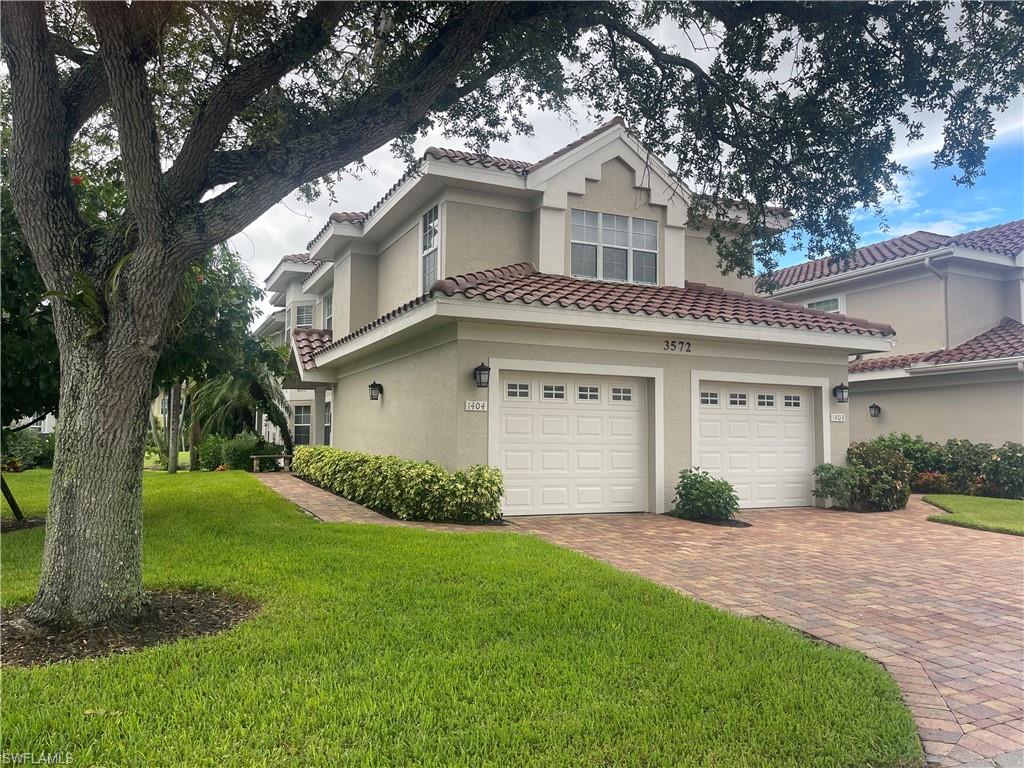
(163, 2, 350, 206)
(84, 3, 167, 245)
(0, 2, 84, 290)
(177, 1, 522, 255)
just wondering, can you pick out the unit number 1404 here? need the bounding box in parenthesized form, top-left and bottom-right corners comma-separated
(663, 340, 693, 353)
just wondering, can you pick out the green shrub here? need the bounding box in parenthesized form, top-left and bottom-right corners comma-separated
(814, 441, 912, 512)
(222, 432, 263, 471)
(912, 471, 952, 494)
(870, 433, 943, 474)
(981, 442, 1024, 500)
(292, 445, 504, 522)
(2, 429, 48, 470)
(669, 469, 739, 521)
(198, 434, 227, 471)
(939, 438, 993, 493)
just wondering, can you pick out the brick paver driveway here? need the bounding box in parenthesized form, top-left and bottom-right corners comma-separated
(512, 497, 1024, 766)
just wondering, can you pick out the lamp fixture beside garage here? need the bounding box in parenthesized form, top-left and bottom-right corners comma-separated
(473, 363, 491, 388)
(368, 381, 383, 401)
(831, 383, 850, 403)
(869, 403, 882, 418)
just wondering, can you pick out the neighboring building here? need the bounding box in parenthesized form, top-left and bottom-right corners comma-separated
(265, 118, 896, 514)
(253, 255, 332, 447)
(765, 222, 1024, 445)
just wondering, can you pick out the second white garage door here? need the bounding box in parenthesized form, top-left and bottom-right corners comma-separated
(497, 372, 647, 515)
(696, 382, 815, 508)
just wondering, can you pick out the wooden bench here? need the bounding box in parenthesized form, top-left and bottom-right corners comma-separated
(251, 454, 292, 473)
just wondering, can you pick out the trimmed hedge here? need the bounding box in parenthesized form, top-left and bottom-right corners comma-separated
(197, 432, 284, 471)
(814, 441, 912, 512)
(293, 445, 504, 523)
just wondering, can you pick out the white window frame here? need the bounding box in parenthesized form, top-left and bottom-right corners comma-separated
(293, 405, 311, 445)
(699, 391, 720, 407)
(570, 209, 659, 285)
(611, 386, 633, 403)
(728, 392, 748, 408)
(323, 405, 331, 445)
(504, 382, 531, 400)
(542, 383, 566, 400)
(294, 304, 314, 329)
(322, 294, 333, 331)
(783, 394, 803, 409)
(805, 295, 844, 314)
(420, 204, 440, 294)
(576, 384, 601, 402)
(756, 393, 776, 408)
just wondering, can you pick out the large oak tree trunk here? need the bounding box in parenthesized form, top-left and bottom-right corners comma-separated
(26, 287, 166, 628)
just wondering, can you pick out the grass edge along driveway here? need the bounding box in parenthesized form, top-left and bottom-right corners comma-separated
(2, 470, 922, 767)
(924, 493, 1024, 536)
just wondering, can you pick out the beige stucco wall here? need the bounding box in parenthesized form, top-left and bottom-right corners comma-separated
(851, 372, 1024, 445)
(330, 327, 461, 464)
(684, 232, 756, 293)
(443, 201, 533, 277)
(376, 223, 420, 313)
(842, 272, 946, 354)
(323, 319, 852, 511)
(946, 272, 1010, 346)
(564, 158, 668, 283)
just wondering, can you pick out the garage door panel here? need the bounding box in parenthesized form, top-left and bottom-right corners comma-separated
(698, 382, 814, 508)
(499, 372, 647, 515)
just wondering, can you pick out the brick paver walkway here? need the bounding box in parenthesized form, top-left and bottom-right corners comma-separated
(513, 499, 1024, 766)
(258, 474, 1023, 766)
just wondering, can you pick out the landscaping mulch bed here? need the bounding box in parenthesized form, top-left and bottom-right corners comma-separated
(1, 590, 259, 667)
(0, 517, 45, 534)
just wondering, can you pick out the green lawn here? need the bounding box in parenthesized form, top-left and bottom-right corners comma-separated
(2, 470, 922, 767)
(924, 494, 1024, 536)
(142, 450, 192, 469)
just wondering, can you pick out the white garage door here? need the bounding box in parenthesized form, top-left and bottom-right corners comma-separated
(497, 372, 647, 515)
(696, 382, 815, 508)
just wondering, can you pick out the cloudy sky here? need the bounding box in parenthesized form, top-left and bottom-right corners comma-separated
(234, 100, 1023, 322)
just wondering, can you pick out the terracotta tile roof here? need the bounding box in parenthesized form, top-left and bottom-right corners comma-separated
(429, 263, 892, 337)
(951, 219, 1024, 256)
(770, 220, 1024, 290)
(928, 317, 1024, 365)
(292, 329, 333, 371)
(849, 317, 1024, 373)
(848, 351, 934, 373)
(265, 253, 319, 282)
(310, 295, 433, 360)
(330, 211, 368, 223)
(423, 147, 531, 173)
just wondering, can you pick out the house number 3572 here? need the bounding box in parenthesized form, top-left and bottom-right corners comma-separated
(663, 340, 693, 353)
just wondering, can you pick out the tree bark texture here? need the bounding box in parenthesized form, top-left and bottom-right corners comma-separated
(167, 381, 181, 473)
(26, 315, 161, 627)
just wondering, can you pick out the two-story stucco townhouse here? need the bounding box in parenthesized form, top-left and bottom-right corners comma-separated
(260, 118, 897, 516)
(764, 221, 1024, 445)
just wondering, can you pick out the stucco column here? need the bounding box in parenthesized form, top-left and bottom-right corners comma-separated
(312, 387, 326, 446)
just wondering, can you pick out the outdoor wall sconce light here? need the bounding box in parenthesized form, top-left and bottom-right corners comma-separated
(368, 381, 384, 401)
(473, 362, 491, 389)
(831, 383, 850, 403)
(868, 403, 882, 418)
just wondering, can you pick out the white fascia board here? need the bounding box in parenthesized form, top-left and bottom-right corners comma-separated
(303, 261, 335, 295)
(906, 356, 1024, 376)
(307, 221, 364, 262)
(253, 310, 284, 337)
(849, 368, 912, 382)
(312, 295, 892, 368)
(265, 262, 317, 293)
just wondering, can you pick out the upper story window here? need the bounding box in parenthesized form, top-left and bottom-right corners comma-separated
(570, 209, 658, 285)
(806, 297, 841, 313)
(421, 205, 439, 293)
(323, 294, 333, 331)
(294, 305, 313, 328)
